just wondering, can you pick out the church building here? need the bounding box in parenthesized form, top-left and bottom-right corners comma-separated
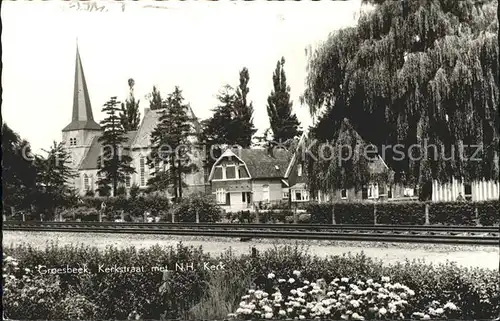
(62, 46, 207, 197)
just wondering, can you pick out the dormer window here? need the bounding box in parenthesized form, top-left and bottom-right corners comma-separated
(297, 164, 303, 177)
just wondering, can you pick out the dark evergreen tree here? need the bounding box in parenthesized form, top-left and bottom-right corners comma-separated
(1, 123, 38, 215)
(267, 57, 302, 144)
(233, 67, 257, 148)
(119, 78, 141, 131)
(200, 68, 257, 166)
(36, 141, 78, 218)
(149, 86, 196, 200)
(149, 86, 165, 110)
(97, 96, 136, 196)
(303, 0, 499, 192)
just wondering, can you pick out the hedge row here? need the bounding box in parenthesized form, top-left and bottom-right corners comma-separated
(3, 244, 500, 320)
(307, 200, 500, 225)
(57, 195, 222, 223)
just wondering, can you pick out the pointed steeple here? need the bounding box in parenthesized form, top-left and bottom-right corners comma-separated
(62, 44, 101, 132)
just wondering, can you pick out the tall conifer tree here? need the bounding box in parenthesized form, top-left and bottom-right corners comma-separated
(97, 97, 135, 196)
(267, 57, 302, 144)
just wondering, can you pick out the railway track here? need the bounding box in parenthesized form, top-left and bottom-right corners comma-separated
(3, 221, 499, 245)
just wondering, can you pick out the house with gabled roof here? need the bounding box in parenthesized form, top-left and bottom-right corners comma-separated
(62, 45, 207, 197)
(207, 133, 310, 212)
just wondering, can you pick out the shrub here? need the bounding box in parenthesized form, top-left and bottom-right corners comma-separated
(60, 206, 99, 221)
(335, 203, 374, 224)
(477, 200, 500, 225)
(428, 202, 476, 225)
(173, 196, 222, 222)
(376, 202, 426, 225)
(129, 184, 140, 199)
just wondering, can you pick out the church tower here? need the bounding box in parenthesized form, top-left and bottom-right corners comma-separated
(62, 44, 102, 170)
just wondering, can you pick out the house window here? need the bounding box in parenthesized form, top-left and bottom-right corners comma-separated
(464, 183, 472, 201)
(226, 166, 236, 179)
(154, 160, 160, 176)
(83, 174, 90, 191)
(341, 189, 348, 199)
(388, 185, 393, 198)
(262, 185, 270, 202)
(216, 188, 226, 204)
(292, 190, 309, 202)
(125, 174, 131, 187)
(297, 164, 303, 177)
(69, 138, 76, 146)
(368, 184, 379, 199)
(283, 192, 289, 199)
(140, 156, 146, 186)
(214, 167, 223, 180)
(238, 166, 249, 178)
(403, 187, 414, 197)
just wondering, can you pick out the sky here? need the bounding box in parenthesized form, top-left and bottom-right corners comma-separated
(2, 0, 364, 153)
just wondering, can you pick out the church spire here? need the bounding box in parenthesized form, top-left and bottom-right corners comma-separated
(62, 45, 101, 132)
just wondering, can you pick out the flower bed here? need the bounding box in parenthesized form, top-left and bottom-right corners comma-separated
(3, 244, 499, 320)
(230, 271, 460, 320)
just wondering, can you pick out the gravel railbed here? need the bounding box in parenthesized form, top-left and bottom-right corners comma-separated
(3, 231, 499, 270)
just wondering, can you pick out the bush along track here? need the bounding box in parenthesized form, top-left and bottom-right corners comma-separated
(2, 244, 500, 320)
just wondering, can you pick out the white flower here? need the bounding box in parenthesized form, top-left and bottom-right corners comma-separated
(350, 300, 360, 308)
(341, 277, 349, 282)
(264, 306, 273, 312)
(435, 308, 444, 314)
(290, 289, 297, 295)
(412, 312, 425, 317)
(236, 308, 244, 314)
(249, 289, 255, 294)
(11, 261, 18, 266)
(407, 289, 415, 296)
(444, 302, 457, 310)
(279, 310, 286, 316)
(278, 278, 286, 283)
(303, 280, 310, 285)
(327, 291, 334, 296)
(379, 307, 387, 315)
(267, 273, 275, 279)
(241, 295, 250, 300)
(299, 315, 306, 320)
(263, 292, 269, 298)
(227, 313, 236, 317)
(352, 312, 364, 320)
(423, 315, 431, 320)
(293, 270, 301, 277)
(381, 276, 390, 282)
(289, 278, 295, 283)
(287, 308, 293, 313)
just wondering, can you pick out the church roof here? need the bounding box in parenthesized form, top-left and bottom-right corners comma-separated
(79, 131, 137, 170)
(130, 107, 202, 149)
(62, 45, 101, 132)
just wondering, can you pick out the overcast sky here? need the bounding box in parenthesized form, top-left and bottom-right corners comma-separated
(2, 1, 364, 152)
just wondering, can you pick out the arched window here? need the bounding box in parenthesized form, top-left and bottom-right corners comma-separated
(139, 156, 146, 186)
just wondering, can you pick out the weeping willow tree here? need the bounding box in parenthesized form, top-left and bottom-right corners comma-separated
(304, 0, 499, 193)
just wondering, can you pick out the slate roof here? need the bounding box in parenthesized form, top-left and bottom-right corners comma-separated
(233, 148, 293, 179)
(62, 46, 101, 132)
(79, 131, 137, 170)
(131, 108, 201, 149)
